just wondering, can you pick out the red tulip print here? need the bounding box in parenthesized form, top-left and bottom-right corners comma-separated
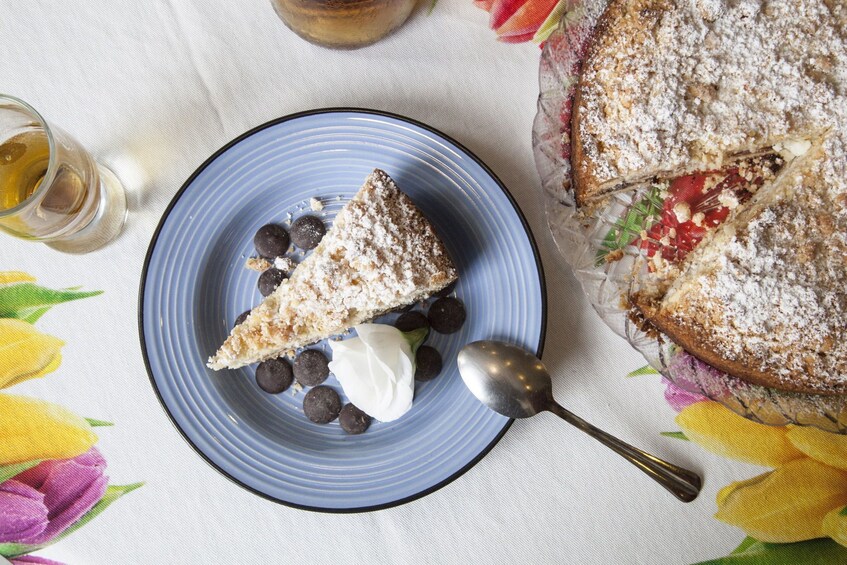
(476, 0, 567, 43)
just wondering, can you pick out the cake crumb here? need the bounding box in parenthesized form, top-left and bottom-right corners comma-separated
(310, 197, 324, 212)
(673, 202, 691, 223)
(273, 256, 295, 271)
(245, 257, 271, 272)
(691, 212, 705, 227)
(718, 190, 739, 209)
(605, 248, 624, 262)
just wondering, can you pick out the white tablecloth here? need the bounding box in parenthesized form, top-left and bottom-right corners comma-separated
(4, 2, 752, 562)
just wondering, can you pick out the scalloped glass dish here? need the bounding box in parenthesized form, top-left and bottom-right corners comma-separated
(531, 4, 847, 433)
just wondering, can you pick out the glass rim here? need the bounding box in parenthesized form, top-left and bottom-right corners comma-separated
(0, 94, 58, 218)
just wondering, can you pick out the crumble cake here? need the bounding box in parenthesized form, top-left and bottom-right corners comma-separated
(571, 0, 847, 394)
(208, 169, 457, 370)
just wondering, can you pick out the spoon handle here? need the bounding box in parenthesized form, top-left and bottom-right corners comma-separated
(547, 401, 702, 502)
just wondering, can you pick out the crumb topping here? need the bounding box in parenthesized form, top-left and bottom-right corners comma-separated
(717, 190, 738, 209)
(208, 170, 458, 370)
(577, 0, 846, 192)
(575, 0, 847, 391)
(667, 179, 847, 391)
(245, 257, 271, 272)
(672, 202, 691, 223)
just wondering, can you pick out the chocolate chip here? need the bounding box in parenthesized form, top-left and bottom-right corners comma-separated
(395, 311, 429, 333)
(255, 358, 293, 394)
(415, 346, 443, 381)
(253, 224, 290, 259)
(293, 349, 330, 387)
(234, 310, 251, 327)
(258, 268, 286, 296)
(435, 279, 458, 298)
(290, 215, 326, 250)
(339, 403, 371, 434)
(303, 386, 342, 424)
(428, 297, 466, 334)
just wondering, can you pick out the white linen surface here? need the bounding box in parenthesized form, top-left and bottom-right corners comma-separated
(4, 2, 752, 562)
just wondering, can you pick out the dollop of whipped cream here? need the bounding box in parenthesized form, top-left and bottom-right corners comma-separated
(328, 324, 415, 422)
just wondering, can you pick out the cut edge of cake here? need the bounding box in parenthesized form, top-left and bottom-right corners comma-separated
(569, 0, 847, 393)
(630, 140, 847, 395)
(628, 136, 826, 310)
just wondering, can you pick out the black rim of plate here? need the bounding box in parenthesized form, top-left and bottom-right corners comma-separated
(138, 108, 548, 513)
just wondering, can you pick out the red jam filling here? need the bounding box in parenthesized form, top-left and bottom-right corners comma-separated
(639, 160, 776, 266)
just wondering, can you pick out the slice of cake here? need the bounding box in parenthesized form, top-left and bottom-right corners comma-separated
(208, 169, 457, 370)
(632, 158, 847, 395)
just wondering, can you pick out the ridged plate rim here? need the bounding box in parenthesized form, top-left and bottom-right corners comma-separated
(138, 108, 548, 512)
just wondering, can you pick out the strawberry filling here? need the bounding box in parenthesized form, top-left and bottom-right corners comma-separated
(638, 156, 781, 266)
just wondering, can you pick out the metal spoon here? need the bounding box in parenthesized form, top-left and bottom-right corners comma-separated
(457, 340, 702, 502)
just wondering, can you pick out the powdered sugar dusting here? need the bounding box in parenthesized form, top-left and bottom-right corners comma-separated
(273, 256, 295, 271)
(669, 184, 847, 392)
(576, 0, 846, 194)
(573, 0, 847, 392)
(208, 169, 458, 370)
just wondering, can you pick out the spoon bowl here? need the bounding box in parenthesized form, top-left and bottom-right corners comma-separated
(458, 340, 553, 418)
(458, 340, 702, 502)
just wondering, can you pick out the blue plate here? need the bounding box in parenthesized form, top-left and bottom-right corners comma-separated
(140, 109, 546, 512)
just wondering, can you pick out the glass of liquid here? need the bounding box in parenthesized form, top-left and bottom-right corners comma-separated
(270, 0, 417, 49)
(0, 95, 126, 254)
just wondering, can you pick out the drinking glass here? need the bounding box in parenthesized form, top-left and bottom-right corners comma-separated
(0, 95, 126, 253)
(270, 0, 417, 49)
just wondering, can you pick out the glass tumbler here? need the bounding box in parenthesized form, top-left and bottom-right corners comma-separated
(270, 0, 417, 49)
(0, 95, 126, 254)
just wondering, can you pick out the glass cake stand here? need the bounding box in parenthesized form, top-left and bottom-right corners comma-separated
(531, 3, 847, 433)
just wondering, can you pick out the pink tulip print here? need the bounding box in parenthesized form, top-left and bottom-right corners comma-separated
(9, 556, 66, 565)
(0, 440, 142, 565)
(1, 449, 108, 546)
(662, 377, 705, 413)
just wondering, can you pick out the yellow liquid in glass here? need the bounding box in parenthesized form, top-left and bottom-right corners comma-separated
(271, 0, 415, 49)
(0, 132, 50, 211)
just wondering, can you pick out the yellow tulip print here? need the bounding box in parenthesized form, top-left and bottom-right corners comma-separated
(675, 401, 804, 467)
(0, 393, 98, 465)
(675, 401, 847, 548)
(823, 506, 847, 548)
(0, 269, 102, 389)
(0, 270, 101, 323)
(0, 269, 142, 563)
(715, 458, 847, 543)
(640, 364, 847, 561)
(786, 426, 847, 472)
(0, 318, 64, 389)
(0, 272, 35, 284)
